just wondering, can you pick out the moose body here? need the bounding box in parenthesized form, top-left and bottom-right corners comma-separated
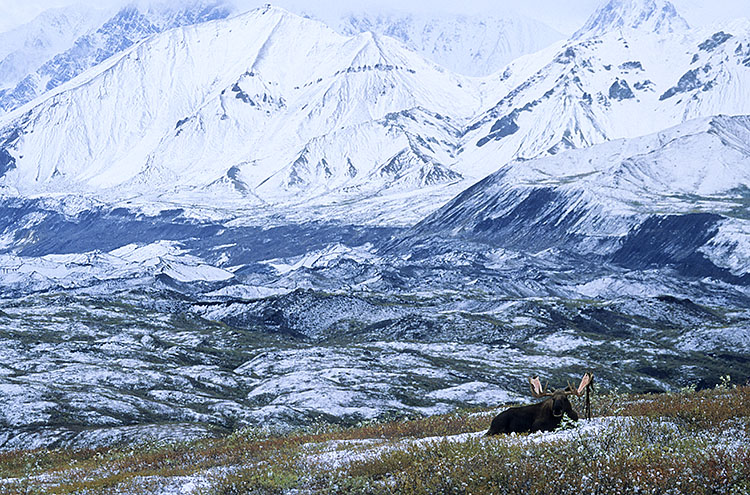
(486, 373, 592, 436)
(486, 390, 578, 435)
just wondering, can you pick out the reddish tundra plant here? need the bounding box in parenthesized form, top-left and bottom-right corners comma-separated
(0, 383, 747, 494)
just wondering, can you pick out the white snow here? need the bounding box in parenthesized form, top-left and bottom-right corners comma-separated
(0, 5, 109, 91)
(335, 11, 563, 77)
(0, 240, 234, 290)
(700, 220, 750, 276)
(1, 2, 747, 227)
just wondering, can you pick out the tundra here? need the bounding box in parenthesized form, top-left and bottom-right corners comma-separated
(486, 373, 593, 436)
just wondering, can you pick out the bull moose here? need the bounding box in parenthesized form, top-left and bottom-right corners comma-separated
(486, 373, 593, 436)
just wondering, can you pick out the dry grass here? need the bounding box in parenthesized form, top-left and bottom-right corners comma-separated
(1, 386, 749, 494)
(619, 385, 750, 428)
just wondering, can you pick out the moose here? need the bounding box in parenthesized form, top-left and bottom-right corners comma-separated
(486, 373, 593, 436)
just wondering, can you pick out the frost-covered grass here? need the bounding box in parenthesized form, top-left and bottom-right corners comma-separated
(1, 386, 748, 494)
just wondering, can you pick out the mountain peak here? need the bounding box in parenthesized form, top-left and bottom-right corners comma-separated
(573, 0, 689, 39)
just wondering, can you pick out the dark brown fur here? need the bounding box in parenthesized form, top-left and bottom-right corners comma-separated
(485, 389, 579, 435)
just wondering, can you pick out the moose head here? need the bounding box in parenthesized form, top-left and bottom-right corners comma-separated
(486, 372, 593, 436)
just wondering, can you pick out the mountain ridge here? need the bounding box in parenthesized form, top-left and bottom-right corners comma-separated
(0, 0, 233, 115)
(335, 10, 564, 77)
(0, 1, 749, 228)
(399, 114, 750, 280)
(573, 0, 690, 39)
(0, 5, 483, 225)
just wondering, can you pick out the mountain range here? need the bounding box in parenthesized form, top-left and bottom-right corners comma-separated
(0, 0, 748, 451)
(0, 1, 234, 114)
(334, 10, 563, 77)
(0, 1, 562, 115)
(0, 0, 748, 226)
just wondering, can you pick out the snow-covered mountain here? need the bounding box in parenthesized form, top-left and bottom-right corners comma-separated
(0, 0, 233, 115)
(457, 0, 750, 179)
(0, 3, 564, 115)
(2, 0, 749, 226)
(401, 114, 750, 282)
(573, 0, 690, 39)
(0, 5, 483, 225)
(0, 4, 109, 93)
(335, 11, 563, 77)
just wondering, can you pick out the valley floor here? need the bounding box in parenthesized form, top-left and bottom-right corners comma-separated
(1, 386, 748, 494)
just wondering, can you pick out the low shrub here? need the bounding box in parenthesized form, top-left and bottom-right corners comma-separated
(1, 386, 748, 494)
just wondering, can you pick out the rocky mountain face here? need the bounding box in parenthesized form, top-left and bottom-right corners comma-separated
(458, 0, 750, 179)
(0, 0, 233, 115)
(0, 0, 748, 451)
(400, 115, 750, 280)
(0, 4, 108, 92)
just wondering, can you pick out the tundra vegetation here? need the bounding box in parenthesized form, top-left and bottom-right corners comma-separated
(0, 383, 748, 494)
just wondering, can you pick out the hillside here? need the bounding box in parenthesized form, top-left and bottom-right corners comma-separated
(0, 385, 747, 494)
(0, 1, 232, 114)
(0, 0, 748, 467)
(399, 115, 750, 282)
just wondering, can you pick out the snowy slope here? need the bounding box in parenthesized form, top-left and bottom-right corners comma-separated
(406, 114, 750, 278)
(0, 4, 108, 92)
(456, 0, 750, 180)
(335, 11, 563, 77)
(0, 0, 233, 115)
(0, 6, 481, 224)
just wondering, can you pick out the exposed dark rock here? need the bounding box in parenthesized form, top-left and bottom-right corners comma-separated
(0, 148, 16, 178)
(346, 158, 357, 178)
(659, 68, 702, 100)
(619, 61, 643, 70)
(698, 31, 733, 52)
(420, 164, 462, 185)
(634, 80, 654, 91)
(226, 166, 247, 193)
(554, 47, 576, 64)
(476, 111, 520, 147)
(609, 78, 635, 100)
(231, 83, 254, 105)
(318, 158, 332, 178)
(611, 213, 747, 283)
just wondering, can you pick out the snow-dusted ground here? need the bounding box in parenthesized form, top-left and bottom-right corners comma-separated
(1, 276, 747, 453)
(0, 199, 747, 452)
(13, 415, 741, 495)
(0, 417, 626, 493)
(0, 240, 234, 292)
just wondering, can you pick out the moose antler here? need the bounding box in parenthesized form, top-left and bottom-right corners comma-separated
(565, 372, 594, 397)
(528, 376, 553, 398)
